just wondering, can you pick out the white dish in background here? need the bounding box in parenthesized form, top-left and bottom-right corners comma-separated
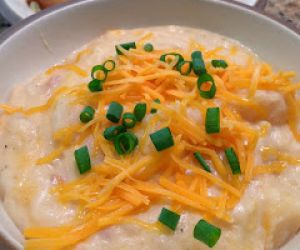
(0, 0, 259, 24)
(0, 0, 299, 249)
(235, 0, 258, 6)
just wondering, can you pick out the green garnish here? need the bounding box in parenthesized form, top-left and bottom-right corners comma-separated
(205, 107, 220, 134)
(144, 43, 154, 52)
(122, 113, 137, 129)
(193, 219, 221, 248)
(74, 146, 91, 174)
(114, 132, 138, 155)
(103, 60, 116, 72)
(80, 106, 95, 123)
(193, 152, 211, 172)
(91, 65, 107, 81)
(106, 101, 124, 123)
(191, 51, 206, 75)
(158, 208, 180, 231)
(211, 60, 228, 69)
(115, 42, 136, 55)
(150, 127, 174, 151)
(225, 147, 241, 175)
(134, 103, 147, 122)
(150, 98, 160, 114)
(103, 125, 126, 141)
(160, 53, 184, 67)
(88, 79, 103, 92)
(197, 73, 216, 99)
(176, 60, 193, 75)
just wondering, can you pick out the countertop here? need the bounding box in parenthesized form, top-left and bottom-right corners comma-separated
(264, 0, 300, 31)
(0, 0, 300, 33)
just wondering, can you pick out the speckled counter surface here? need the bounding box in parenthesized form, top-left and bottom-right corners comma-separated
(265, 0, 300, 30)
(0, 0, 300, 33)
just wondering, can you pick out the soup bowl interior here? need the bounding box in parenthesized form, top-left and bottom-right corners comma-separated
(0, 0, 299, 249)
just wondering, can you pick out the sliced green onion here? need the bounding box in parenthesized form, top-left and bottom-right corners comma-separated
(205, 107, 220, 134)
(80, 106, 95, 123)
(158, 208, 180, 231)
(150, 98, 160, 114)
(88, 79, 103, 92)
(160, 53, 184, 67)
(211, 59, 228, 69)
(191, 51, 206, 75)
(103, 125, 126, 141)
(106, 101, 123, 123)
(122, 113, 137, 129)
(194, 152, 211, 172)
(176, 60, 193, 75)
(134, 103, 147, 122)
(115, 42, 136, 55)
(150, 127, 174, 151)
(197, 73, 216, 99)
(144, 43, 154, 52)
(225, 147, 241, 175)
(91, 65, 107, 81)
(194, 219, 221, 248)
(74, 146, 91, 174)
(103, 60, 116, 72)
(114, 132, 138, 155)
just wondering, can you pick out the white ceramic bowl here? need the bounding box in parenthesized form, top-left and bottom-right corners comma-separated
(0, 0, 299, 249)
(0, 0, 260, 24)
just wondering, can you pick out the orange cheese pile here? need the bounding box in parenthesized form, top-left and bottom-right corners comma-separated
(1, 33, 300, 250)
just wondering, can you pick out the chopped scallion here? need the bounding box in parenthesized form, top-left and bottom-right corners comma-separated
(194, 152, 211, 172)
(114, 132, 138, 155)
(160, 53, 184, 67)
(80, 106, 95, 123)
(88, 79, 103, 92)
(106, 101, 123, 123)
(158, 208, 180, 231)
(115, 42, 136, 55)
(150, 98, 160, 114)
(150, 127, 174, 151)
(191, 51, 206, 75)
(144, 43, 154, 52)
(74, 146, 91, 174)
(211, 59, 228, 69)
(176, 60, 193, 75)
(91, 65, 107, 81)
(225, 147, 241, 175)
(103, 125, 126, 141)
(205, 107, 220, 134)
(134, 103, 147, 121)
(197, 73, 216, 99)
(103, 60, 116, 72)
(194, 219, 221, 248)
(122, 113, 137, 129)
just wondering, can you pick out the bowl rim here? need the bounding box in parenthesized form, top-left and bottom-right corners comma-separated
(0, 0, 299, 249)
(0, 0, 299, 44)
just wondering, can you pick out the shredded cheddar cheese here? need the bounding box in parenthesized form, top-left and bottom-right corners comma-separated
(46, 64, 88, 77)
(1, 34, 299, 250)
